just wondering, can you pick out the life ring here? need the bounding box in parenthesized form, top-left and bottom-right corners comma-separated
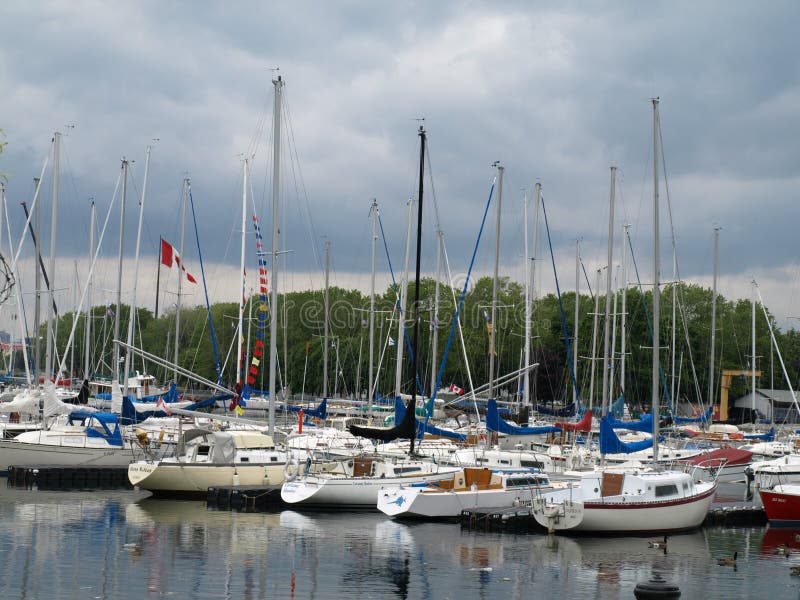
(284, 455, 301, 482)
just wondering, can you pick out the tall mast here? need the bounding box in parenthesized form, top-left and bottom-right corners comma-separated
(523, 190, 531, 407)
(572, 238, 581, 407)
(708, 226, 719, 409)
(601, 166, 616, 414)
(44, 132, 60, 382)
(84, 200, 95, 378)
(430, 227, 442, 400)
(621, 223, 629, 397)
(529, 183, 541, 406)
(124, 146, 152, 396)
(113, 158, 128, 385)
(752, 279, 756, 414)
(323, 239, 330, 397)
(409, 125, 426, 455)
(651, 98, 661, 464)
(33, 177, 41, 380)
(237, 158, 248, 388)
(609, 266, 619, 405)
(173, 176, 188, 383)
(395, 198, 413, 398)
(489, 163, 504, 398)
(268, 74, 283, 434)
(368, 199, 378, 408)
(589, 268, 601, 409)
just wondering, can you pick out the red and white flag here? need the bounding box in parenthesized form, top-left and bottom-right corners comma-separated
(161, 238, 197, 283)
(449, 383, 465, 396)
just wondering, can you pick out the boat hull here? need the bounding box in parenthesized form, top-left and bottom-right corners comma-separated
(759, 487, 800, 524)
(128, 461, 287, 494)
(281, 469, 459, 507)
(0, 439, 134, 472)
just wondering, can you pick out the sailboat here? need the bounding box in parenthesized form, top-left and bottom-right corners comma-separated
(531, 99, 717, 534)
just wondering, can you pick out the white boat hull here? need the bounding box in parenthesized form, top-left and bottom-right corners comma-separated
(281, 469, 460, 507)
(128, 461, 287, 494)
(0, 439, 135, 471)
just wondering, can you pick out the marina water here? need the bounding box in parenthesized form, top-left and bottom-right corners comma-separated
(1, 483, 799, 599)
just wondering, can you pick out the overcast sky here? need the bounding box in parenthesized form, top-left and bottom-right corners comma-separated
(2, 1, 800, 341)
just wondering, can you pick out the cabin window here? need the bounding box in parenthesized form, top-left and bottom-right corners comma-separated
(270, 457, 278, 462)
(197, 445, 211, 457)
(499, 460, 510, 465)
(240, 457, 249, 462)
(655, 484, 678, 498)
(476, 458, 488, 464)
(520, 460, 544, 469)
(394, 467, 423, 474)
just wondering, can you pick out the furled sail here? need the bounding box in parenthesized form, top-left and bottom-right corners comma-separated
(486, 399, 561, 435)
(599, 415, 654, 454)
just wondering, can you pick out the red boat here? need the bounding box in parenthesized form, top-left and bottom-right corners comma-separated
(759, 484, 800, 524)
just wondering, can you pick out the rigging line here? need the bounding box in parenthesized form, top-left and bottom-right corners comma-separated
(55, 170, 122, 382)
(427, 176, 496, 426)
(580, 259, 595, 300)
(376, 209, 424, 398)
(189, 188, 223, 385)
(539, 195, 581, 409)
(283, 92, 324, 274)
(625, 229, 673, 414)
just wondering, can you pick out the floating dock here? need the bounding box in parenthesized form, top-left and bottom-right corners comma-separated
(6, 465, 133, 490)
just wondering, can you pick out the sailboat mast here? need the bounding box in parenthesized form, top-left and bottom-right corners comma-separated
(589, 268, 601, 410)
(323, 239, 330, 397)
(124, 145, 152, 396)
(173, 176, 188, 384)
(395, 199, 413, 398)
(572, 238, 580, 407)
(237, 159, 248, 388)
(430, 228, 442, 400)
(752, 280, 756, 414)
(44, 132, 60, 382)
(113, 158, 128, 385)
(409, 125, 426, 455)
(708, 226, 719, 408)
(268, 74, 283, 434)
(652, 98, 661, 464)
(601, 166, 616, 415)
(489, 163, 504, 399)
(33, 177, 41, 381)
(529, 182, 541, 406)
(368, 199, 378, 407)
(84, 200, 95, 378)
(522, 190, 530, 406)
(621, 224, 629, 397)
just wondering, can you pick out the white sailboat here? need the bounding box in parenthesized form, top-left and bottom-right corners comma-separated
(531, 100, 717, 534)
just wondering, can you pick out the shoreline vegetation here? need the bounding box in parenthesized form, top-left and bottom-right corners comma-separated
(34, 276, 800, 408)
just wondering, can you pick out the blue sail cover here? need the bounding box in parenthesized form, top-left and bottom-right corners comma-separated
(68, 411, 123, 446)
(673, 406, 713, 424)
(607, 412, 654, 433)
(486, 399, 562, 435)
(393, 397, 466, 442)
(282, 398, 327, 420)
(120, 394, 220, 425)
(744, 426, 775, 441)
(599, 415, 654, 454)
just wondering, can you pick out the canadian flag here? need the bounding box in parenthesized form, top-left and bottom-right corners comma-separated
(161, 238, 197, 283)
(449, 383, 464, 396)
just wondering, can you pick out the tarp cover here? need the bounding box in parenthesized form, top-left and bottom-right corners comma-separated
(599, 415, 654, 455)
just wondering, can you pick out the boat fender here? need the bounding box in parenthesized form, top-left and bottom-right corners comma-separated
(284, 456, 300, 482)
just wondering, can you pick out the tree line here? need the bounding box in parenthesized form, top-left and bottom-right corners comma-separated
(32, 276, 800, 409)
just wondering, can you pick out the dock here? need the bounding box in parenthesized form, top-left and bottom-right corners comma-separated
(6, 465, 133, 490)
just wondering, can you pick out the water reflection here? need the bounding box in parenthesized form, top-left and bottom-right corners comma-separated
(3, 485, 800, 599)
